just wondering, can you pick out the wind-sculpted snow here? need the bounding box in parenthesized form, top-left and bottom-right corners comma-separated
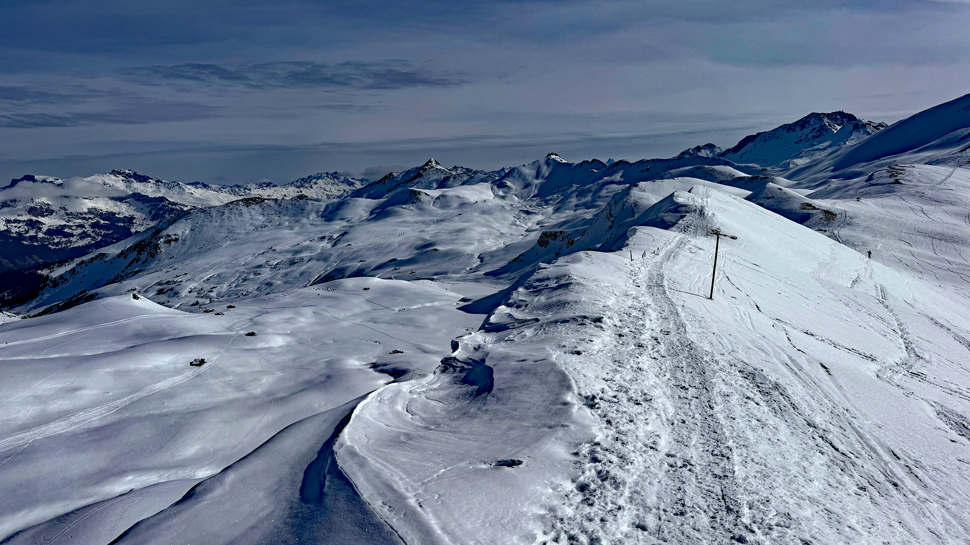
(0, 281, 479, 542)
(4, 94, 970, 544)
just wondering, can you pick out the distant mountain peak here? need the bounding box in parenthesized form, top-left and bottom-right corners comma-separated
(423, 158, 443, 169)
(719, 111, 883, 168)
(546, 152, 566, 162)
(789, 111, 859, 135)
(5, 174, 63, 190)
(109, 169, 163, 184)
(677, 143, 722, 159)
(289, 171, 341, 187)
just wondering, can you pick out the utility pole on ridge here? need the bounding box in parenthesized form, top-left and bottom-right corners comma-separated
(710, 228, 737, 300)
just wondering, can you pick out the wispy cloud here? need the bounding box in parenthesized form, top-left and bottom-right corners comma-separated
(124, 61, 469, 90)
(0, 100, 216, 128)
(0, 85, 104, 105)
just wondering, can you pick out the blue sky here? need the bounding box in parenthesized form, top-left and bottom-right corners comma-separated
(2, 0, 969, 184)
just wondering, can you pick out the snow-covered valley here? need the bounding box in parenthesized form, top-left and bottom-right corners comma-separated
(2, 93, 970, 544)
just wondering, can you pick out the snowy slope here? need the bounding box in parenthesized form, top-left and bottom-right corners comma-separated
(719, 112, 886, 169)
(832, 93, 970, 172)
(0, 169, 365, 274)
(783, 92, 970, 185)
(543, 190, 970, 543)
(4, 95, 970, 545)
(338, 186, 970, 543)
(15, 154, 761, 315)
(0, 281, 480, 542)
(806, 164, 970, 287)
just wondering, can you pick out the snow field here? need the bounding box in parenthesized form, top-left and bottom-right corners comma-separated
(0, 278, 480, 542)
(3, 94, 970, 543)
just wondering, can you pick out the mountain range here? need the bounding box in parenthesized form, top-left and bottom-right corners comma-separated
(2, 92, 970, 544)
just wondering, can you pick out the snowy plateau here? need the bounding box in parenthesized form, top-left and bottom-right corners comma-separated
(2, 93, 970, 544)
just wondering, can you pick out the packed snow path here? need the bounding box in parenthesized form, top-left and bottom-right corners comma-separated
(638, 237, 745, 542)
(548, 209, 970, 543)
(550, 235, 747, 543)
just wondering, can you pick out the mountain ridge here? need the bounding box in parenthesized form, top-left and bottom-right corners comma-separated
(4, 92, 970, 544)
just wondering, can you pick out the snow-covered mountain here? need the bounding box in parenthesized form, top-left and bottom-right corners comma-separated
(350, 158, 506, 199)
(0, 169, 365, 273)
(3, 93, 970, 544)
(785, 92, 970, 184)
(719, 111, 886, 169)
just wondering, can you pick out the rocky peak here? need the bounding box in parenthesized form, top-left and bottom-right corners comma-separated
(110, 169, 163, 184)
(5, 175, 62, 190)
(677, 143, 722, 159)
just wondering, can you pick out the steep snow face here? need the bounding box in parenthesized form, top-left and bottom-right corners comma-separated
(0, 179, 192, 272)
(720, 112, 886, 168)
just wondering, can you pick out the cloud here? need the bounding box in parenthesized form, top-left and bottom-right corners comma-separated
(0, 85, 105, 105)
(124, 61, 469, 90)
(0, 100, 216, 128)
(0, 86, 70, 104)
(1, 175, 129, 200)
(356, 165, 406, 180)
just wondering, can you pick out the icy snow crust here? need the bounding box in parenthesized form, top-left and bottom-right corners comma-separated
(3, 94, 970, 543)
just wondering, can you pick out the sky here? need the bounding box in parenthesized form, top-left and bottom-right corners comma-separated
(1, 0, 970, 185)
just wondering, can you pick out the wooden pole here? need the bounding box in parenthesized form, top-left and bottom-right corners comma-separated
(709, 232, 720, 299)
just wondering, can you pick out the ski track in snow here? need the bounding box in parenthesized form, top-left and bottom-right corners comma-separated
(0, 313, 188, 349)
(546, 225, 970, 543)
(0, 333, 237, 453)
(4, 104, 970, 544)
(641, 238, 745, 543)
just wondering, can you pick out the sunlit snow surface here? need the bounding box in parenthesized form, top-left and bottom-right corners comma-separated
(0, 281, 479, 543)
(3, 97, 970, 544)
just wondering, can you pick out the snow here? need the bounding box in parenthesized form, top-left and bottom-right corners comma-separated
(832, 93, 970, 171)
(339, 184, 970, 543)
(3, 94, 970, 544)
(719, 112, 885, 169)
(781, 93, 970, 186)
(0, 282, 480, 542)
(0, 169, 367, 273)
